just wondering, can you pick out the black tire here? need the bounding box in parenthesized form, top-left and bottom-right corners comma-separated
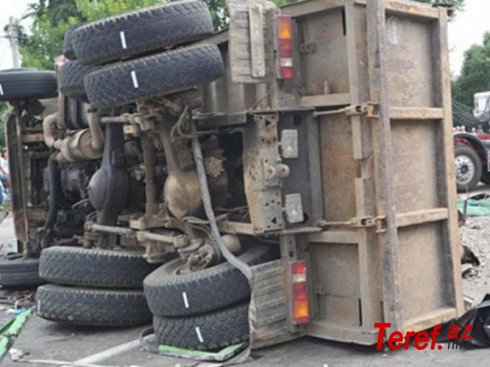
(0, 70, 57, 101)
(63, 24, 81, 60)
(72, 0, 214, 66)
(144, 243, 278, 317)
(84, 44, 223, 109)
(455, 145, 482, 192)
(36, 284, 151, 326)
(59, 61, 98, 100)
(153, 302, 249, 351)
(0, 256, 43, 287)
(481, 170, 490, 185)
(39, 247, 157, 289)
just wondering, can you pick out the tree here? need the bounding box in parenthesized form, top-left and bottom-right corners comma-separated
(20, 0, 163, 69)
(453, 32, 490, 106)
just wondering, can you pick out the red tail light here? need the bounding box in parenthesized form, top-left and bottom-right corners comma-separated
(278, 15, 294, 80)
(292, 260, 309, 325)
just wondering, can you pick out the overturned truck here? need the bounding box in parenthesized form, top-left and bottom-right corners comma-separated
(3, 0, 463, 349)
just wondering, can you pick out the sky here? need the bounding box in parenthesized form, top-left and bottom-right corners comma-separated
(0, 0, 489, 75)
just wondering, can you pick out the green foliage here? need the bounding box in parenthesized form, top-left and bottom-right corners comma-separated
(453, 32, 490, 106)
(74, 0, 164, 22)
(20, 0, 80, 69)
(20, 0, 164, 70)
(415, 0, 464, 10)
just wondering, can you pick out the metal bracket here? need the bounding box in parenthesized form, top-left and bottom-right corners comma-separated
(344, 102, 380, 118)
(350, 216, 386, 233)
(285, 193, 304, 224)
(280, 130, 299, 159)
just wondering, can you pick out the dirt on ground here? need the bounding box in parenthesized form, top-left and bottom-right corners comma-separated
(460, 216, 490, 302)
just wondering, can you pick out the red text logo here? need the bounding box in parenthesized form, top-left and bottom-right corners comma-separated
(375, 323, 473, 351)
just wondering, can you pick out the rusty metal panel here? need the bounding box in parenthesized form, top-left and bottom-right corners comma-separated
(398, 222, 450, 321)
(385, 15, 435, 107)
(319, 114, 359, 222)
(391, 120, 439, 213)
(309, 241, 361, 326)
(279, 0, 463, 345)
(297, 9, 350, 96)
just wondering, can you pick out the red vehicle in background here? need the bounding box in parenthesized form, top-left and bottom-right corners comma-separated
(454, 94, 490, 192)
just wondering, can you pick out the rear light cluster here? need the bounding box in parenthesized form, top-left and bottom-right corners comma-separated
(292, 260, 309, 325)
(278, 15, 294, 80)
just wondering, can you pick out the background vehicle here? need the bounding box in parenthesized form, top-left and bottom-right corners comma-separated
(453, 94, 490, 192)
(0, 68, 57, 286)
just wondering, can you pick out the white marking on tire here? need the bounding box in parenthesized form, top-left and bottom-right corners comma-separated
(131, 71, 139, 89)
(195, 327, 204, 343)
(182, 292, 190, 309)
(120, 31, 127, 50)
(0, 84, 4, 96)
(37, 300, 41, 313)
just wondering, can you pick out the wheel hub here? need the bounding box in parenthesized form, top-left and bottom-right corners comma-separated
(455, 155, 476, 186)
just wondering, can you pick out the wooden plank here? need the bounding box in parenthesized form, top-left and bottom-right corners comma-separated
(309, 230, 359, 244)
(300, 93, 351, 108)
(396, 208, 449, 228)
(390, 107, 444, 120)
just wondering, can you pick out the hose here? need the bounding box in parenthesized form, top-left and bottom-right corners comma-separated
(44, 158, 61, 233)
(191, 130, 252, 281)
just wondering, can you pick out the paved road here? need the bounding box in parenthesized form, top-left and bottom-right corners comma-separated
(0, 203, 489, 367)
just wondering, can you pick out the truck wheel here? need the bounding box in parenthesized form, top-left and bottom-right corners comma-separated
(153, 302, 249, 351)
(63, 24, 82, 60)
(84, 44, 224, 109)
(59, 61, 98, 100)
(40, 247, 157, 289)
(0, 256, 44, 287)
(72, 0, 214, 66)
(0, 70, 57, 102)
(455, 145, 482, 192)
(36, 284, 152, 326)
(144, 244, 278, 317)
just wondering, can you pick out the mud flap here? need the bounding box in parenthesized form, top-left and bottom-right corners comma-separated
(250, 259, 303, 349)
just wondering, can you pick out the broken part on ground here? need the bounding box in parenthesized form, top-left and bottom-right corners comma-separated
(0, 0, 477, 357)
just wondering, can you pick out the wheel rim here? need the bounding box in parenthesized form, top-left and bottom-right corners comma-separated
(455, 154, 476, 186)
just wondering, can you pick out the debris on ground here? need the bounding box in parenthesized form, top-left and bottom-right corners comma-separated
(439, 294, 490, 348)
(460, 217, 490, 300)
(458, 194, 490, 217)
(0, 310, 31, 359)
